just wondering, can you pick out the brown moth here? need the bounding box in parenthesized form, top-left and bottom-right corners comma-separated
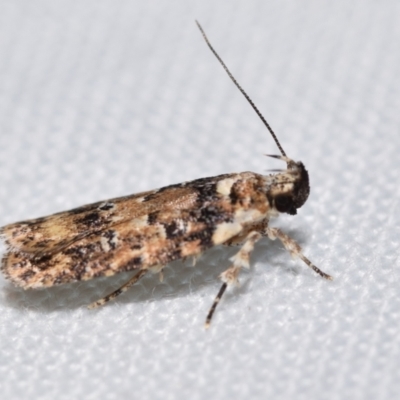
(0, 21, 332, 327)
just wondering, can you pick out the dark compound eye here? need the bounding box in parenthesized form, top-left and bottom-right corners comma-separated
(275, 195, 297, 215)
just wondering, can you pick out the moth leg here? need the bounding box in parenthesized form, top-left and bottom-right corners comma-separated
(88, 269, 148, 309)
(148, 264, 165, 282)
(191, 255, 200, 267)
(265, 227, 332, 280)
(224, 222, 266, 246)
(205, 231, 262, 328)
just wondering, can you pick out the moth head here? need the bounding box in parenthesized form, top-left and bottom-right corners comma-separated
(267, 155, 310, 216)
(195, 21, 310, 217)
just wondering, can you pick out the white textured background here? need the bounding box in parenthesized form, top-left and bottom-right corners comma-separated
(0, 2, 399, 399)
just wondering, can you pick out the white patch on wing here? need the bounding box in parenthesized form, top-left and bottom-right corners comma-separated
(100, 237, 110, 252)
(212, 222, 242, 245)
(130, 215, 149, 227)
(157, 225, 167, 240)
(176, 219, 185, 231)
(234, 208, 264, 224)
(216, 177, 238, 196)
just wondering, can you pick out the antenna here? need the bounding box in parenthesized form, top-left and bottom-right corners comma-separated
(195, 20, 286, 157)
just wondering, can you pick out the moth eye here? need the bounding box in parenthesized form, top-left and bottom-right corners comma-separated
(275, 195, 297, 215)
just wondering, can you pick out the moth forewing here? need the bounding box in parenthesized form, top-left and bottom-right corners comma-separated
(1, 172, 269, 287)
(0, 22, 332, 327)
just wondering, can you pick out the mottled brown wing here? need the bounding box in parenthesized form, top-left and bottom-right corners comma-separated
(0, 184, 199, 256)
(1, 205, 239, 288)
(1, 173, 252, 288)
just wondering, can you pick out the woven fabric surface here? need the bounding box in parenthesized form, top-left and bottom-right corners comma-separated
(0, 2, 399, 399)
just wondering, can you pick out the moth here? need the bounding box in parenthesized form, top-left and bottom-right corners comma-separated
(0, 21, 332, 327)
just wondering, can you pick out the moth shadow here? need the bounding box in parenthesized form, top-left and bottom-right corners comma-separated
(2, 227, 310, 312)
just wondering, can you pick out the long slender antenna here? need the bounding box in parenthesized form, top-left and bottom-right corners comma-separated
(195, 20, 286, 157)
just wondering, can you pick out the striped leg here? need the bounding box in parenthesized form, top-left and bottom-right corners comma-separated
(205, 231, 262, 328)
(265, 227, 332, 280)
(88, 269, 148, 309)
